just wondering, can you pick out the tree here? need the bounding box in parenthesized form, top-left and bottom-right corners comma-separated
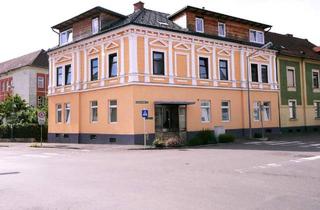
(0, 95, 37, 126)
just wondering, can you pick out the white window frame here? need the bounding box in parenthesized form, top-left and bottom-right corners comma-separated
(312, 69, 320, 90)
(249, 29, 264, 44)
(286, 66, 296, 90)
(106, 50, 119, 78)
(195, 17, 204, 33)
(64, 103, 71, 124)
(218, 22, 226, 37)
(92, 17, 100, 35)
(288, 99, 297, 120)
(56, 104, 62, 123)
(37, 96, 45, 107)
(221, 100, 230, 122)
(37, 76, 45, 88)
(314, 100, 320, 119)
(90, 57, 99, 81)
(198, 55, 211, 80)
(109, 100, 118, 123)
(90, 101, 98, 123)
(253, 101, 260, 121)
(263, 101, 271, 121)
(59, 29, 73, 46)
(218, 58, 230, 81)
(200, 100, 211, 123)
(150, 49, 168, 76)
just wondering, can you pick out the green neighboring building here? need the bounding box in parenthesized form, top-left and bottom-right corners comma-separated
(266, 32, 320, 133)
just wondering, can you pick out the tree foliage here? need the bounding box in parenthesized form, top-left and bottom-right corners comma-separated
(0, 94, 44, 125)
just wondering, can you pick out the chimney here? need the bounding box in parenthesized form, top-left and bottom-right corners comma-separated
(134, 1, 144, 12)
(286, 34, 293, 37)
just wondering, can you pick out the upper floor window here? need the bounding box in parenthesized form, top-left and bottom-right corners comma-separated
(60, 29, 73, 45)
(218, 22, 226, 37)
(195, 18, 204, 33)
(251, 64, 259, 82)
(56, 67, 63, 86)
(90, 58, 99, 81)
(92, 17, 100, 34)
(199, 57, 209, 79)
(37, 76, 45, 88)
(65, 65, 72, 85)
(219, 60, 228, 80)
(287, 68, 296, 88)
(249, 29, 264, 44)
(153, 51, 165, 75)
(38, 96, 46, 107)
(261, 65, 268, 83)
(108, 53, 118, 78)
(312, 70, 320, 89)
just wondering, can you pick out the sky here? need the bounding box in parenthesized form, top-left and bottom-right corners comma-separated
(0, 0, 319, 62)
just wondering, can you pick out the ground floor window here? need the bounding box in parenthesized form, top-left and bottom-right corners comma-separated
(263, 102, 271, 121)
(221, 101, 230, 121)
(253, 102, 260, 121)
(65, 103, 71, 124)
(56, 104, 62, 123)
(90, 101, 98, 122)
(38, 96, 46, 107)
(109, 100, 117, 123)
(314, 101, 320, 118)
(288, 100, 297, 119)
(201, 100, 211, 122)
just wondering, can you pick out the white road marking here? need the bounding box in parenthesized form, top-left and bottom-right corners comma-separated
(235, 155, 320, 173)
(80, 149, 90, 152)
(42, 152, 60, 156)
(22, 154, 50, 158)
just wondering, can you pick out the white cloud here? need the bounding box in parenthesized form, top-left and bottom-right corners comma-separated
(0, 0, 319, 62)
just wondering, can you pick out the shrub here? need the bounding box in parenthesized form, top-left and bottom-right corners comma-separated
(0, 124, 48, 141)
(165, 136, 185, 147)
(218, 133, 235, 143)
(187, 129, 217, 146)
(153, 138, 165, 148)
(254, 132, 262, 139)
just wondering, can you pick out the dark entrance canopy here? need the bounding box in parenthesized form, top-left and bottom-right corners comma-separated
(154, 101, 195, 105)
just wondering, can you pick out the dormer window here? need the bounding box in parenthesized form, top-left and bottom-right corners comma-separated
(195, 17, 204, 33)
(60, 29, 73, 45)
(218, 22, 226, 37)
(92, 17, 100, 34)
(249, 29, 264, 44)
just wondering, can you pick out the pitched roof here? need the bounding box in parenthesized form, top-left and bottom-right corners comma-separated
(266, 32, 320, 61)
(168, 6, 271, 29)
(49, 7, 266, 52)
(0, 50, 48, 74)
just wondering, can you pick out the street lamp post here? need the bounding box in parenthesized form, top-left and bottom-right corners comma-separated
(246, 42, 273, 139)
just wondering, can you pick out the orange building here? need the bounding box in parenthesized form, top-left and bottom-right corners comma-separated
(48, 2, 280, 144)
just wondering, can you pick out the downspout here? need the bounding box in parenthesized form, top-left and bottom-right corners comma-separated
(51, 27, 60, 44)
(301, 58, 307, 131)
(276, 56, 282, 134)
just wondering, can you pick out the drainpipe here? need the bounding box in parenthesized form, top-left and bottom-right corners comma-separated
(51, 27, 60, 44)
(301, 58, 307, 131)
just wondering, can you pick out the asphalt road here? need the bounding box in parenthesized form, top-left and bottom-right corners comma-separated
(0, 136, 320, 210)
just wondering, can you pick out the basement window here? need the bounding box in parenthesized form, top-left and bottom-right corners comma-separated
(90, 135, 97, 140)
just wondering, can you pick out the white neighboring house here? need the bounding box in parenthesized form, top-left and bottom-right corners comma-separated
(0, 50, 49, 107)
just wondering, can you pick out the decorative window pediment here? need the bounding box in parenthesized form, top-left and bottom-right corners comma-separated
(174, 43, 190, 51)
(197, 46, 212, 53)
(217, 49, 231, 57)
(150, 39, 168, 47)
(252, 54, 269, 62)
(55, 55, 72, 63)
(105, 41, 119, 50)
(87, 47, 100, 55)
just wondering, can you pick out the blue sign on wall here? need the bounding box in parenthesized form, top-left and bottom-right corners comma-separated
(142, 109, 148, 119)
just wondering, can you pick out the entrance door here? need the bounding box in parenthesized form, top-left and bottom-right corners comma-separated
(155, 105, 186, 133)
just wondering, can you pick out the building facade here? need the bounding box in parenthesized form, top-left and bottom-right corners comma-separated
(48, 3, 280, 144)
(0, 50, 49, 107)
(266, 32, 320, 133)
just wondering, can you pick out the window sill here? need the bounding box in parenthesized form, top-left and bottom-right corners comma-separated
(201, 121, 211, 124)
(313, 88, 320, 93)
(315, 117, 320, 120)
(287, 87, 296, 92)
(289, 118, 298, 121)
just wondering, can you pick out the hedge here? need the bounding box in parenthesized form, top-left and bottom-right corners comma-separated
(0, 124, 48, 141)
